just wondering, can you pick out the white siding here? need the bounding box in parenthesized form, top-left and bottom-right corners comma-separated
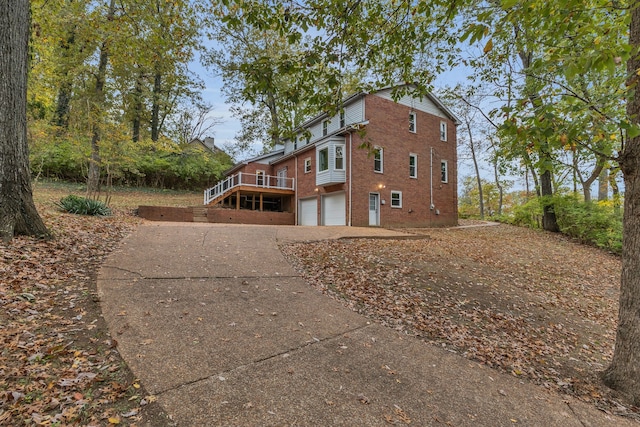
(344, 98, 365, 126)
(374, 88, 448, 119)
(316, 137, 346, 186)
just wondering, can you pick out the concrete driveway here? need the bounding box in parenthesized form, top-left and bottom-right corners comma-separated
(97, 223, 632, 426)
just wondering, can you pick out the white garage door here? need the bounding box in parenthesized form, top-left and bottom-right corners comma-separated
(321, 192, 346, 226)
(299, 198, 318, 226)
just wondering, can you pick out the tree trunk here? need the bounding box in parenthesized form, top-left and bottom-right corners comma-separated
(609, 166, 621, 215)
(540, 168, 560, 232)
(132, 70, 144, 142)
(266, 91, 281, 148)
(492, 157, 503, 216)
(151, 67, 162, 142)
(598, 165, 609, 201)
(579, 157, 605, 203)
(87, 0, 116, 196)
(54, 31, 75, 128)
(0, 0, 50, 242)
(467, 121, 484, 218)
(603, 0, 640, 404)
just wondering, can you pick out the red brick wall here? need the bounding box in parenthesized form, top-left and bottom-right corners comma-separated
(226, 92, 458, 228)
(138, 206, 193, 222)
(206, 208, 294, 225)
(348, 94, 458, 227)
(137, 206, 294, 225)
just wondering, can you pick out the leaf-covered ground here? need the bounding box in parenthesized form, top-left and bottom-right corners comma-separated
(0, 183, 188, 426)
(281, 222, 640, 421)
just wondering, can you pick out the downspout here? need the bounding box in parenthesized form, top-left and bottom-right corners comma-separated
(348, 132, 352, 226)
(295, 155, 298, 225)
(430, 147, 434, 225)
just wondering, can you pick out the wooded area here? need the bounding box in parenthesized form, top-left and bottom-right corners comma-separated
(2, 0, 640, 409)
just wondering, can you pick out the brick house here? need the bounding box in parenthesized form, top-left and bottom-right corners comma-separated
(204, 84, 459, 227)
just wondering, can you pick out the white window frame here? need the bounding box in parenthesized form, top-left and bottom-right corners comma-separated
(335, 145, 344, 170)
(256, 170, 265, 186)
(322, 120, 328, 136)
(409, 153, 417, 178)
(340, 110, 345, 128)
(304, 157, 312, 173)
(318, 147, 329, 172)
(390, 191, 402, 208)
(373, 147, 383, 173)
(441, 160, 448, 183)
(409, 112, 417, 133)
(440, 121, 447, 141)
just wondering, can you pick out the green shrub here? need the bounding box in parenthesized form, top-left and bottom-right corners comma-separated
(56, 195, 112, 216)
(554, 195, 622, 254)
(508, 197, 542, 229)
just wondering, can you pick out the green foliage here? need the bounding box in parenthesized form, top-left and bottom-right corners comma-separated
(554, 195, 622, 254)
(29, 122, 235, 190)
(507, 197, 543, 229)
(502, 194, 622, 254)
(56, 195, 112, 216)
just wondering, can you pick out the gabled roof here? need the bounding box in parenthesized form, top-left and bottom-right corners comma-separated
(224, 148, 285, 175)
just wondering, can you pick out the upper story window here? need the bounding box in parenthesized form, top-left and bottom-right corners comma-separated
(306, 135, 311, 144)
(440, 121, 447, 141)
(409, 112, 417, 133)
(322, 120, 328, 136)
(340, 110, 345, 128)
(294, 137, 298, 150)
(318, 147, 329, 171)
(409, 154, 417, 178)
(335, 145, 344, 170)
(373, 147, 383, 173)
(441, 160, 448, 183)
(304, 157, 312, 173)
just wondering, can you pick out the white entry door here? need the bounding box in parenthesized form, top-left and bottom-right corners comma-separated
(369, 193, 380, 226)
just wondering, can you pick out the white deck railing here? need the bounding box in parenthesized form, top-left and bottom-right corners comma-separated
(204, 172, 295, 205)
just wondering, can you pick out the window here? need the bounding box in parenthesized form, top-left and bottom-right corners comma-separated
(322, 120, 328, 136)
(409, 112, 417, 133)
(441, 160, 448, 183)
(335, 145, 344, 170)
(440, 121, 447, 141)
(304, 158, 312, 173)
(277, 167, 287, 187)
(409, 154, 417, 178)
(318, 147, 329, 172)
(306, 135, 311, 145)
(391, 191, 402, 208)
(256, 170, 265, 186)
(373, 147, 383, 173)
(294, 137, 298, 150)
(340, 110, 345, 128)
